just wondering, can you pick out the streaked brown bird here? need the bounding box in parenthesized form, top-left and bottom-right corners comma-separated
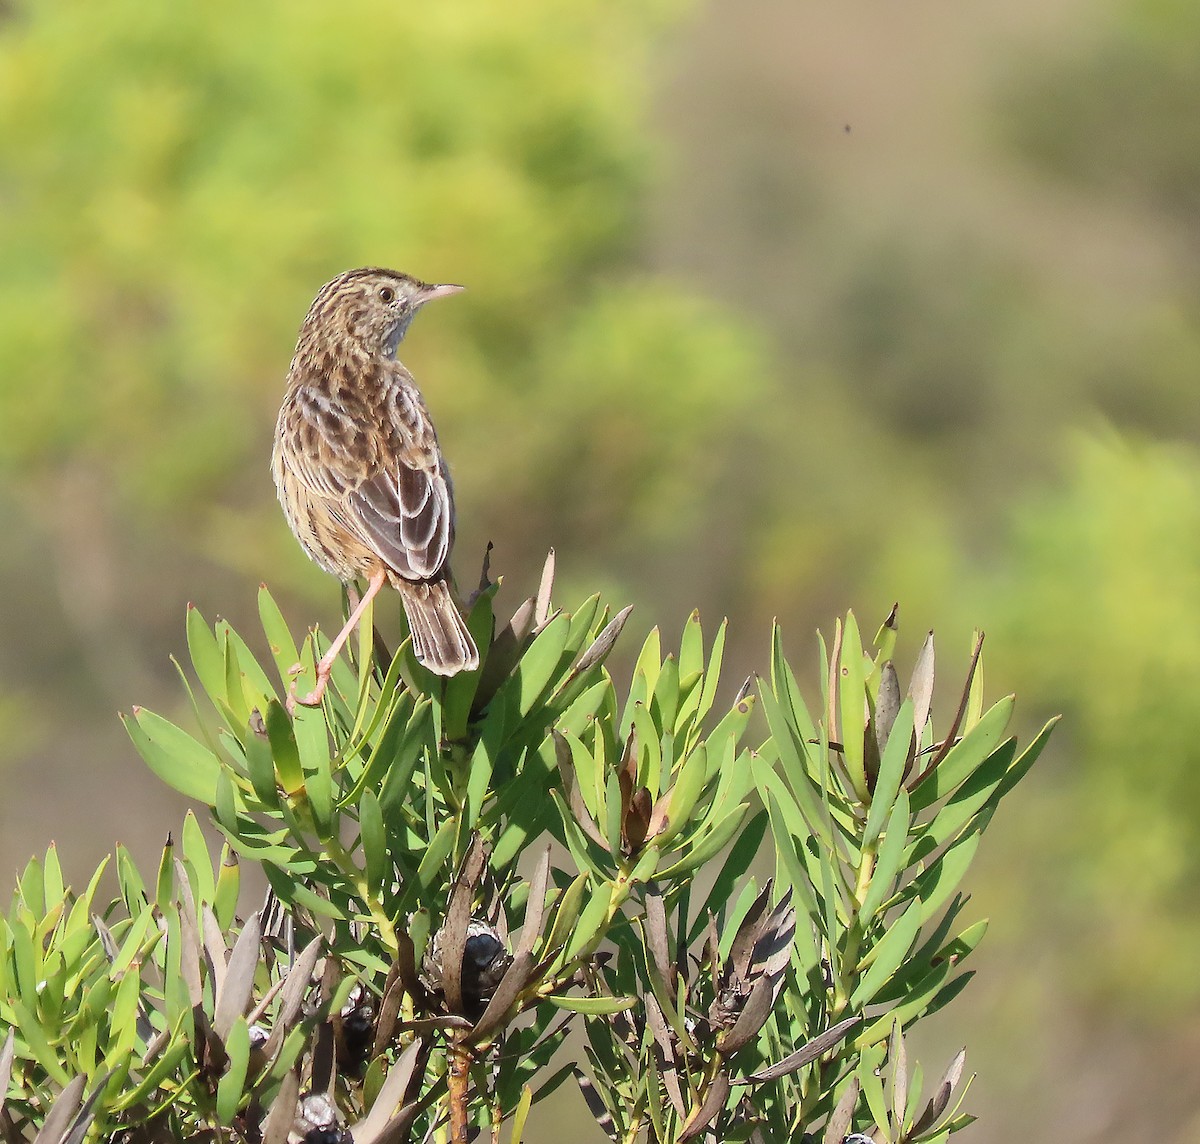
(273, 267, 478, 710)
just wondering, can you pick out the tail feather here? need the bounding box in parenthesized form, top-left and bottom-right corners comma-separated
(397, 577, 479, 675)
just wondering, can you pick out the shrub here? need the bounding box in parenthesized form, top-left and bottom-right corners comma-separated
(0, 556, 1052, 1142)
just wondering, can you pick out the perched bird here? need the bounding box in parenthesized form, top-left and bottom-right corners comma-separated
(273, 267, 478, 710)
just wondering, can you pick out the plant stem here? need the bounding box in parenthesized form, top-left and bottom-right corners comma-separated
(833, 841, 877, 1013)
(325, 836, 399, 955)
(448, 1033, 470, 1144)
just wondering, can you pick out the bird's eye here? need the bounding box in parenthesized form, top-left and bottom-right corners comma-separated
(378, 286, 396, 304)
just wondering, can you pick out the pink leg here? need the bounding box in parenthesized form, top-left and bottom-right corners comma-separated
(289, 569, 387, 713)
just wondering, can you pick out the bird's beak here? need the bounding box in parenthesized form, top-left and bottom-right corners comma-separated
(417, 282, 465, 304)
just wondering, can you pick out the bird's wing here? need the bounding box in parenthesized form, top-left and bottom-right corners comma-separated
(280, 365, 453, 581)
(349, 456, 452, 581)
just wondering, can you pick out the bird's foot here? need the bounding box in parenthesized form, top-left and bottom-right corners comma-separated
(286, 672, 329, 716)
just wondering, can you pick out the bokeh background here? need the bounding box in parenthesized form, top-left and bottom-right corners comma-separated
(2, 0, 1199, 1138)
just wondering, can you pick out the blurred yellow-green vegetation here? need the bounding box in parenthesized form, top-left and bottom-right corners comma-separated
(2, 0, 1200, 1139)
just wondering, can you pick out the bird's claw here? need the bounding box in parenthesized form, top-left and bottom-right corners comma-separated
(286, 673, 327, 716)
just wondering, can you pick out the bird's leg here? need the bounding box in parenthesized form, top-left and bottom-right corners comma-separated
(289, 568, 387, 713)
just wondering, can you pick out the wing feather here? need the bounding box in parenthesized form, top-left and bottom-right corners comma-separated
(279, 363, 453, 582)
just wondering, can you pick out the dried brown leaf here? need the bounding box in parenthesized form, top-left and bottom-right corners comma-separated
(441, 834, 486, 1013)
(822, 1076, 861, 1144)
(535, 548, 556, 627)
(719, 979, 773, 1054)
(644, 884, 676, 1004)
(351, 1040, 424, 1144)
(556, 735, 607, 847)
(911, 631, 984, 789)
(262, 936, 323, 1062)
(907, 632, 935, 758)
(678, 1070, 731, 1142)
(910, 1047, 967, 1136)
(214, 914, 261, 1040)
(32, 1076, 84, 1144)
(875, 662, 901, 757)
(467, 950, 535, 1044)
(735, 1016, 862, 1084)
(571, 604, 634, 677)
(259, 1069, 300, 1144)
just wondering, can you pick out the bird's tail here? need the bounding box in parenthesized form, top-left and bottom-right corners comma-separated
(396, 576, 479, 675)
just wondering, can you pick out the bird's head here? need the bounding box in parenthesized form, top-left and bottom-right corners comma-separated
(301, 267, 464, 357)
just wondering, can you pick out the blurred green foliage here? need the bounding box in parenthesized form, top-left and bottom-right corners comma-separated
(0, 0, 765, 602)
(982, 433, 1200, 1005)
(1001, 0, 1200, 242)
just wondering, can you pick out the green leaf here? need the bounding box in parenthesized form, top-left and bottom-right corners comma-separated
(116, 844, 148, 914)
(214, 848, 240, 934)
(545, 993, 635, 1015)
(704, 694, 756, 767)
(258, 585, 301, 682)
(857, 1041, 889, 1133)
(221, 621, 279, 714)
(101, 964, 143, 1066)
(556, 678, 615, 740)
(651, 654, 681, 738)
(909, 696, 1015, 812)
(360, 790, 387, 896)
(909, 831, 983, 927)
(657, 804, 749, 879)
(442, 584, 496, 740)
(838, 612, 869, 802)
(909, 741, 1016, 862)
(603, 768, 623, 858)
(859, 787, 911, 924)
(510, 1085, 534, 1144)
(513, 613, 572, 717)
(863, 699, 914, 848)
(464, 711, 502, 826)
(761, 790, 820, 927)
(656, 744, 710, 848)
(560, 880, 614, 964)
(179, 812, 216, 907)
(110, 904, 159, 976)
(687, 810, 768, 945)
(243, 716, 280, 808)
(376, 698, 433, 821)
(995, 716, 1059, 802)
(263, 866, 346, 921)
(123, 708, 221, 805)
(217, 1016, 251, 1125)
(186, 604, 227, 706)
(111, 1014, 191, 1112)
(543, 873, 587, 957)
(11, 998, 70, 1085)
(631, 701, 662, 796)
(414, 819, 457, 897)
(154, 837, 175, 913)
(264, 700, 304, 795)
(694, 617, 728, 727)
(41, 845, 64, 912)
(215, 768, 240, 834)
(552, 790, 611, 881)
(678, 610, 704, 681)
(627, 842, 660, 886)
(562, 730, 603, 824)
(752, 744, 831, 856)
(630, 627, 663, 708)
(850, 899, 923, 1008)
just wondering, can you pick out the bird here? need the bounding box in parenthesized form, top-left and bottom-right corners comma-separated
(272, 267, 479, 711)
